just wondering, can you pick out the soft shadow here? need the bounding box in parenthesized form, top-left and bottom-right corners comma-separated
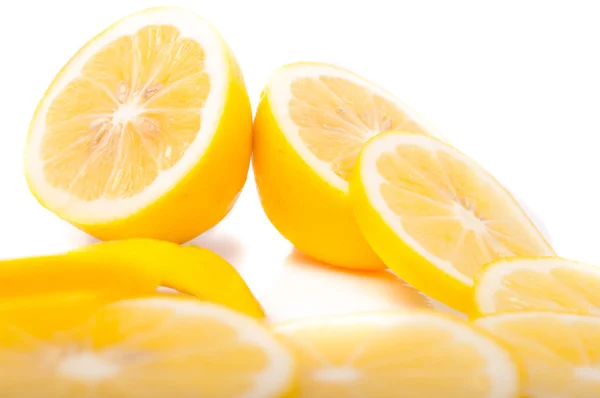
(62, 222, 100, 248)
(186, 227, 246, 266)
(261, 249, 431, 322)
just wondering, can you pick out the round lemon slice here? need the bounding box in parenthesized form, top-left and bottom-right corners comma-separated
(274, 311, 520, 398)
(0, 297, 295, 397)
(473, 257, 600, 317)
(253, 62, 443, 269)
(350, 131, 554, 311)
(24, 7, 252, 243)
(476, 312, 600, 398)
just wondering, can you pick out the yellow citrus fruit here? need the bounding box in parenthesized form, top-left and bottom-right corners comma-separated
(253, 62, 443, 269)
(476, 312, 600, 398)
(24, 7, 252, 243)
(274, 311, 520, 398)
(350, 131, 554, 311)
(473, 257, 600, 317)
(73, 239, 265, 318)
(0, 251, 159, 300)
(0, 239, 264, 318)
(0, 297, 295, 397)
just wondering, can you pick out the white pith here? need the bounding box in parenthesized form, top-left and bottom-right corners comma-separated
(276, 312, 519, 398)
(476, 257, 600, 313)
(266, 63, 445, 192)
(359, 133, 554, 285)
(25, 8, 229, 223)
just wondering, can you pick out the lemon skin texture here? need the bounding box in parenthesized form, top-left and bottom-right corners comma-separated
(253, 92, 384, 270)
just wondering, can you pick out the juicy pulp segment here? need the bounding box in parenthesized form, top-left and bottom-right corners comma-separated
(0, 298, 292, 397)
(477, 312, 600, 398)
(275, 312, 519, 398)
(375, 141, 552, 280)
(41, 25, 209, 201)
(289, 76, 428, 181)
(475, 258, 600, 315)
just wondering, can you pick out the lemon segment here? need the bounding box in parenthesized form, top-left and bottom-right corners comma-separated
(0, 297, 294, 397)
(473, 257, 600, 317)
(253, 63, 443, 269)
(477, 312, 600, 398)
(350, 131, 553, 311)
(275, 311, 520, 398)
(24, 7, 252, 243)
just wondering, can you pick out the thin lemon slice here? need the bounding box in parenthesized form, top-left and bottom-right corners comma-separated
(0, 297, 295, 397)
(476, 312, 600, 398)
(74, 239, 265, 318)
(0, 240, 264, 318)
(253, 63, 443, 269)
(350, 131, 554, 311)
(473, 257, 600, 317)
(24, 7, 252, 243)
(274, 311, 520, 398)
(0, 251, 159, 299)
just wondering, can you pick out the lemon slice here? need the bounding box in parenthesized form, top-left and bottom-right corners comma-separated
(473, 257, 600, 317)
(0, 297, 295, 397)
(476, 312, 600, 398)
(274, 311, 520, 398)
(253, 63, 442, 269)
(24, 7, 252, 243)
(0, 251, 159, 299)
(350, 131, 554, 311)
(74, 239, 265, 318)
(0, 240, 264, 318)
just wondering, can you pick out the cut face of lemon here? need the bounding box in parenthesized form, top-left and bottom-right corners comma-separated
(473, 257, 600, 317)
(477, 312, 600, 398)
(274, 311, 520, 398)
(253, 63, 442, 269)
(24, 7, 252, 243)
(0, 297, 294, 397)
(350, 131, 554, 311)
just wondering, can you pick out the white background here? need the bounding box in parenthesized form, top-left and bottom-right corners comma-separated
(0, 0, 598, 320)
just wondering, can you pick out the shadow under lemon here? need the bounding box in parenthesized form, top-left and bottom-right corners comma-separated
(260, 250, 431, 322)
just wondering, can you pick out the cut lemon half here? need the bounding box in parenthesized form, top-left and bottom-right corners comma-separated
(24, 7, 252, 243)
(253, 63, 443, 269)
(274, 311, 520, 398)
(73, 239, 265, 318)
(476, 312, 600, 398)
(473, 257, 600, 317)
(350, 131, 554, 311)
(0, 297, 295, 397)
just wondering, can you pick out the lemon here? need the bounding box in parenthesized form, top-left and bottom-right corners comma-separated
(477, 312, 600, 398)
(24, 7, 252, 243)
(0, 239, 264, 318)
(0, 297, 295, 397)
(350, 131, 553, 311)
(253, 62, 442, 269)
(74, 239, 264, 318)
(274, 311, 520, 397)
(473, 257, 600, 317)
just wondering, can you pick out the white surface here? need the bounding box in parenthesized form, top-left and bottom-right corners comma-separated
(1, 0, 599, 321)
